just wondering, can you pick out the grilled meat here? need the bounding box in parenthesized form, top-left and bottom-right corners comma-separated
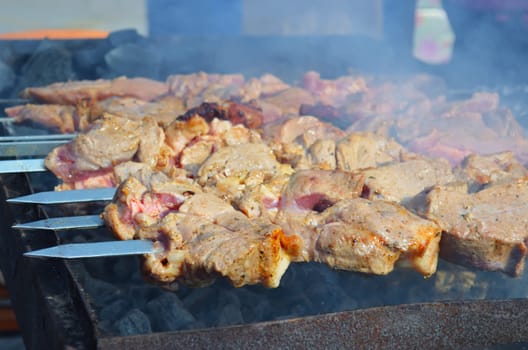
(360, 158, 456, 206)
(179, 101, 263, 129)
(5, 96, 185, 132)
(45, 114, 172, 190)
(454, 152, 528, 190)
(420, 178, 528, 277)
(104, 176, 301, 288)
(5, 104, 89, 133)
(275, 169, 441, 276)
(21, 77, 169, 104)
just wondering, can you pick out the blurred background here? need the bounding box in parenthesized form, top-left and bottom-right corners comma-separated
(0, 0, 451, 63)
(0, 0, 527, 66)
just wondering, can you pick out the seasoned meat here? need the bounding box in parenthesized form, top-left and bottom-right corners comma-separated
(167, 72, 245, 108)
(197, 143, 293, 219)
(21, 77, 168, 104)
(313, 199, 441, 276)
(179, 101, 263, 129)
(5, 104, 89, 133)
(421, 179, 528, 276)
(92, 96, 186, 127)
(336, 132, 406, 171)
(259, 87, 315, 117)
(271, 116, 345, 145)
(455, 152, 528, 189)
(360, 158, 455, 206)
(45, 114, 172, 189)
(303, 71, 367, 107)
(165, 116, 263, 175)
(104, 177, 301, 288)
(276, 169, 364, 242)
(279, 195, 441, 276)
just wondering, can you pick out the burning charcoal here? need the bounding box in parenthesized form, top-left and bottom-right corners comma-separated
(16, 42, 76, 91)
(0, 61, 15, 94)
(145, 293, 195, 331)
(104, 43, 162, 79)
(100, 299, 131, 322)
(215, 303, 244, 327)
(115, 308, 152, 336)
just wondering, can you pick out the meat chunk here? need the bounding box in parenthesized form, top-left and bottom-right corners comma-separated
(179, 101, 263, 129)
(336, 132, 406, 171)
(167, 72, 245, 108)
(45, 114, 172, 189)
(276, 169, 364, 241)
(455, 152, 528, 189)
(313, 199, 441, 276)
(422, 179, 528, 276)
(197, 143, 293, 219)
(21, 77, 168, 104)
(303, 71, 367, 107)
(104, 177, 301, 288)
(92, 96, 186, 127)
(271, 116, 345, 145)
(360, 158, 455, 206)
(5, 104, 92, 133)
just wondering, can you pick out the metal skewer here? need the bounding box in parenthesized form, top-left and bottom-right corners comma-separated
(7, 187, 116, 204)
(24, 240, 160, 259)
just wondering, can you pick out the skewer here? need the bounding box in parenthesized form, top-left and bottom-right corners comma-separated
(24, 240, 159, 259)
(13, 215, 104, 231)
(7, 187, 116, 204)
(0, 134, 76, 141)
(0, 140, 69, 157)
(0, 158, 46, 173)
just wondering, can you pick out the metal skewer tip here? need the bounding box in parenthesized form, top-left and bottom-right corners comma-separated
(24, 240, 159, 259)
(7, 187, 116, 204)
(13, 215, 104, 231)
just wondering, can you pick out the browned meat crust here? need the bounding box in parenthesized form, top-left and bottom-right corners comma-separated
(422, 178, 528, 276)
(179, 101, 263, 129)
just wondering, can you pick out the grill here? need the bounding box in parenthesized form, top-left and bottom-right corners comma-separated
(1, 32, 528, 349)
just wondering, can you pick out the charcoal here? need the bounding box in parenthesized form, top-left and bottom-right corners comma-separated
(182, 287, 219, 314)
(16, 42, 76, 91)
(0, 61, 16, 94)
(73, 41, 112, 79)
(104, 43, 162, 79)
(110, 256, 137, 283)
(115, 308, 152, 335)
(82, 274, 122, 307)
(126, 285, 163, 309)
(108, 29, 142, 47)
(100, 299, 131, 322)
(216, 289, 241, 309)
(145, 292, 195, 331)
(215, 303, 244, 327)
(237, 289, 272, 323)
